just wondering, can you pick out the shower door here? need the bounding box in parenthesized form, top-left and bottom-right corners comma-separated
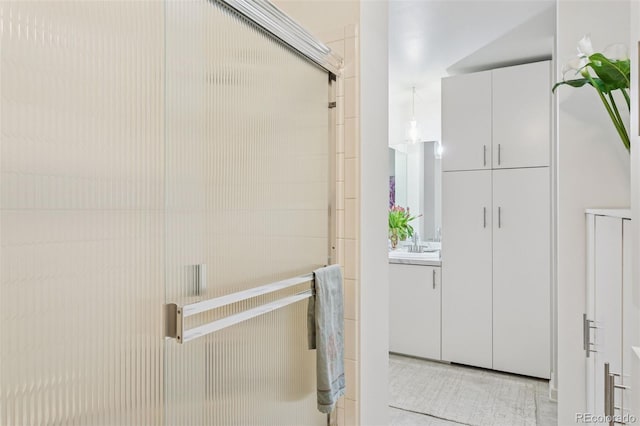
(0, 1, 333, 424)
(0, 2, 166, 424)
(163, 1, 331, 424)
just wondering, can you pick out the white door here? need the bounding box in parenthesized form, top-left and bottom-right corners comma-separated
(442, 170, 493, 368)
(389, 264, 441, 360)
(442, 71, 492, 172)
(622, 219, 634, 417)
(594, 216, 623, 419)
(586, 214, 597, 413)
(492, 168, 550, 378)
(492, 61, 551, 168)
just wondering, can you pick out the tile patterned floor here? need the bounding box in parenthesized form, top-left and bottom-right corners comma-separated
(389, 355, 557, 426)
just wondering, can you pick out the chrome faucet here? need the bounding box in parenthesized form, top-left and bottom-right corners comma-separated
(410, 232, 421, 253)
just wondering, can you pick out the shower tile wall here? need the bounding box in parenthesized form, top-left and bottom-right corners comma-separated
(324, 24, 360, 426)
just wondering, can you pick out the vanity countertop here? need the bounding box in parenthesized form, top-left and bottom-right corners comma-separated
(388, 247, 441, 267)
(585, 208, 631, 219)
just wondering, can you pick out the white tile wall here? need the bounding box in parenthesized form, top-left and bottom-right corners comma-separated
(345, 319, 358, 361)
(337, 123, 345, 154)
(337, 181, 345, 210)
(345, 159, 357, 199)
(326, 26, 359, 426)
(344, 78, 357, 119)
(345, 118, 357, 159)
(344, 279, 357, 321)
(344, 198, 357, 240)
(344, 239, 357, 281)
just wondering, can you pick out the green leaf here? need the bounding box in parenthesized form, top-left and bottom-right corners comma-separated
(587, 54, 630, 90)
(553, 77, 613, 93)
(552, 79, 590, 92)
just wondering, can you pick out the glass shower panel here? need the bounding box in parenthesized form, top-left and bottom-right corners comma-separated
(164, 1, 329, 425)
(0, 2, 165, 425)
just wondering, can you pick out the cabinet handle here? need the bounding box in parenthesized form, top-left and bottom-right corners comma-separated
(583, 314, 598, 357)
(483, 145, 487, 167)
(605, 363, 612, 419)
(583, 313, 589, 352)
(483, 207, 487, 228)
(498, 207, 502, 228)
(605, 365, 631, 425)
(498, 144, 501, 165)
(432, 269, 436, 289)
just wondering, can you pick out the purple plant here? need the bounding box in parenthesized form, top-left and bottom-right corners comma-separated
(389, 176, 395, 209)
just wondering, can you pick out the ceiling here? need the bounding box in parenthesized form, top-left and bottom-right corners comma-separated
(388, 0, 555, 143)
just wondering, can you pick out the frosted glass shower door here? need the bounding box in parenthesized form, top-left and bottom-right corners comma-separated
(1, 2, 165, 424)
(163, 1, 331, 425)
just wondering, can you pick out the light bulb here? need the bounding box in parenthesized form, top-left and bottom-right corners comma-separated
(409, 119, 419, 144)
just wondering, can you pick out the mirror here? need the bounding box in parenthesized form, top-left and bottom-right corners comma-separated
(389, 141, 441, 242)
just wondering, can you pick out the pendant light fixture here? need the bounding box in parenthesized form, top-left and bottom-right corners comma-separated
(407, 86, 421, 144)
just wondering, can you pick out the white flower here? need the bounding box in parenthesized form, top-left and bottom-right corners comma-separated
(577, 34, 594, 58)
(602, 43, 628, 61)
(562, 56, 588, 78)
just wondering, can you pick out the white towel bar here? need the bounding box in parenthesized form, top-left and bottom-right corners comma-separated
(165, 273, 314, 344)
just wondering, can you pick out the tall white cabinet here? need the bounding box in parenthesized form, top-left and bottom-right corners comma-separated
(442, 61, 550, 172)
(441, 71, 492, 171)
(389, 264, 441, 360)
(492, 62, 551, 169)
(585, 211, 635, 421)
(441, 61, 551, 379)
(492, 168, 550, 378)
(441, 170, 493, 368)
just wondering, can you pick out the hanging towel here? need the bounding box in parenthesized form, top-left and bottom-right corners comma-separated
(307, 264, 345, 414)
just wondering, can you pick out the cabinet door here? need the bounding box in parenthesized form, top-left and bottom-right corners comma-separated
(442, 170, 492, 368)
(442, 71, 492, 172)
(492, 61, 551, 168)
(492, 168, 550, 378)
(622, 219, 634, 415)
(593, 215, 623, 418)
(389, 264, 441, 360)
(586, 214, 597, 413)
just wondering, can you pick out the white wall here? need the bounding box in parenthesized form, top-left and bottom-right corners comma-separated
(271, 0, 359, 40)
(360, 0, 389, 424)
(631, 2, 640, 418)
(406, 143, 424, 237)
(556, 1, 631, 424)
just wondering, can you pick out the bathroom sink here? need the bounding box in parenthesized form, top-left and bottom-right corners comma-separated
(388, 249, 441, 266)
(389, 250, 440, 259)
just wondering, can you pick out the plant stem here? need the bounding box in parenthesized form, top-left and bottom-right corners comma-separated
(607, 92, 631, 151)
(584, 71, 630, 151)
(595, 88, 628, 150)
(621, 88, 631, 110)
